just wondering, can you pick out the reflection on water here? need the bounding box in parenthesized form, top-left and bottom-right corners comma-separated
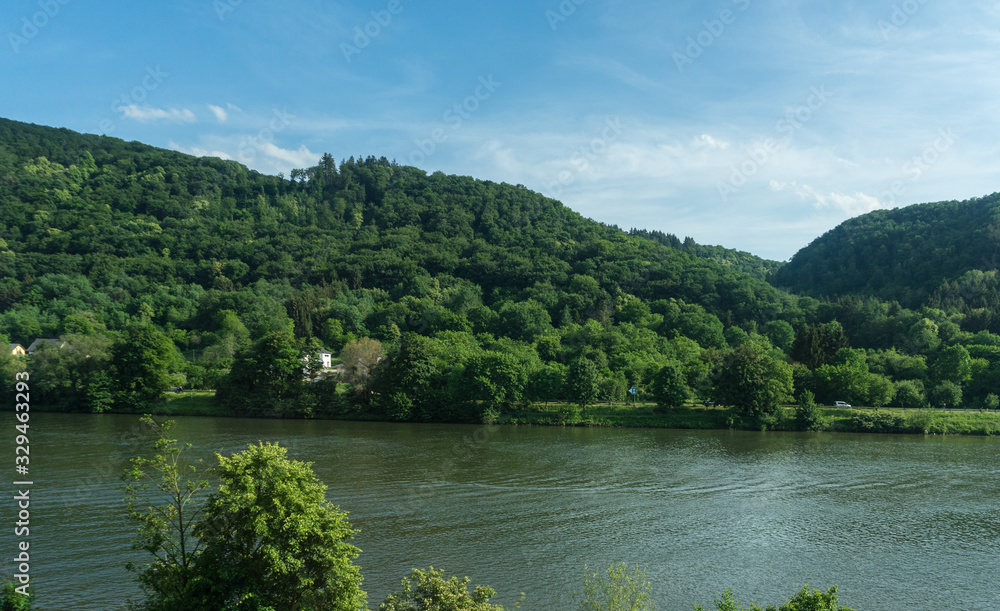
(13, 413, 1000, 610)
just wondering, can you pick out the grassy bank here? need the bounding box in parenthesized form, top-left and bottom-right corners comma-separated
(42, 392, 1000, 436)
(496, 402, 1000, 436)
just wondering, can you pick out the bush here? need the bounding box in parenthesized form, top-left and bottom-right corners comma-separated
(695, 584, 855, 611)
(843, 411, 908, 434)
(379, 567, 509, 611)
(794, 391, 823, 431)
(578, 563, 655, 611)
(553, 405, 582, 424)
(0, 583, 31, 611)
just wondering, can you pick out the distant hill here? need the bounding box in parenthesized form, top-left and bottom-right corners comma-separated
(773, 193, 1000, 310)
(628, 228, 783, 282)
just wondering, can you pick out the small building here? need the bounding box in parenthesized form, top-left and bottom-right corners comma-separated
(27, 338, 66, 355)
(9, 344, 26, 357)
(302, 350, 335, 379)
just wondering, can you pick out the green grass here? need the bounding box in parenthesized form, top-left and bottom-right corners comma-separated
(500, 402, 1000, 435)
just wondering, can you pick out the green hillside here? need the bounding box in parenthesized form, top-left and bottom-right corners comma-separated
(1, 117, 998, 420)
(773, 194, 1000, 317)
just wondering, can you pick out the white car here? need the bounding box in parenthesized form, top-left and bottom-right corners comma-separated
(833, 401, 851, 408)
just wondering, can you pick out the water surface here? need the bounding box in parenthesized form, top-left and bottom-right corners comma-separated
(10, 413, 1000, 610)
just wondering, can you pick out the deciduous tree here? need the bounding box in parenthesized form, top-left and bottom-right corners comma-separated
(713, 340, 793, 418)
(195, 442, 367, 611)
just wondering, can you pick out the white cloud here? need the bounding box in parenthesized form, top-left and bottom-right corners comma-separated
(208, 104, 228, 122)
(119, 105, 197, 123)
(774, 180, 885, 216)
(258, 142, 319, 168)
(698, 134, 730, 150)
(168, 141, 232, 160)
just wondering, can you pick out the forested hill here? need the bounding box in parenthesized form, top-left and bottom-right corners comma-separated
(4, 116, 999, 418)
(0, 116, 793, 340)
(628, 228, 783, 282)
(773, 194, 1000, 310)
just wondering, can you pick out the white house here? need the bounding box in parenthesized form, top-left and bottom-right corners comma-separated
(302, 349, 335, 378)
(9, 344, 26, 357)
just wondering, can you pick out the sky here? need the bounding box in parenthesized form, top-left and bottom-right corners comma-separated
(2, 0, 1000, 261)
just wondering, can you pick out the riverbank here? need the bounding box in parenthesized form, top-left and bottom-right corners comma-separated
(498, 403, 1000, 435)
(135, 393, 1000, 436)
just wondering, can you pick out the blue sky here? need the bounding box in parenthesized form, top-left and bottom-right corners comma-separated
(3, 0, 999, 260)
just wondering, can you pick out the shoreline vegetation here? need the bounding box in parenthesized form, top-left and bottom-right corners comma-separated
(2, 120, 999, 450)
(46, 390, 1000, 436)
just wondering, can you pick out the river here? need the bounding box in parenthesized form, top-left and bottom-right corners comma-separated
(10, 413, 1000, 610)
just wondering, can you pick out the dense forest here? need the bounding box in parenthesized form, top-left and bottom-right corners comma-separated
(0, 117, 997, 422)
(774, 193, 1000, 313)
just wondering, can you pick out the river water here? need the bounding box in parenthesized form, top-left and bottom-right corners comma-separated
(9, 413, 1000, 610)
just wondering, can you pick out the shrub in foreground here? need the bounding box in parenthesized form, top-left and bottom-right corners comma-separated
(695, 585, 856, 611)
(379, 567, 510, 611)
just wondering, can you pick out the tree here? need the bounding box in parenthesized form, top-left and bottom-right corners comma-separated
(111, 324, 185, 411)
(567, 356, 600, 410)
(527, 363, 564, 408)
(379, 568, 508, 611)
(894, 379, 926, 409)
(713, 341, 793, 419)
(930, 345, 973, 385)
(371, 333, 441, 421)
(865, 374, 896, 409)
(121, 415, 211, 609)
(762, 320, 795, 355)
(216, 329, 305, 417)
(985, 393, 999, 410)
(791, 323, 848, 369)
(27, 333, 113, 412)
(812, 349, 870, 406)
(462, 351, 529, 415)
(497, 300, 552, 342)
(794, 390, 823, 431)
(195, 442, 367, 611)
(650, 362, 687, 410)
(339, 337, 385, 386)
(930, 381, 962, 408)
(577, 563, 655, 611)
